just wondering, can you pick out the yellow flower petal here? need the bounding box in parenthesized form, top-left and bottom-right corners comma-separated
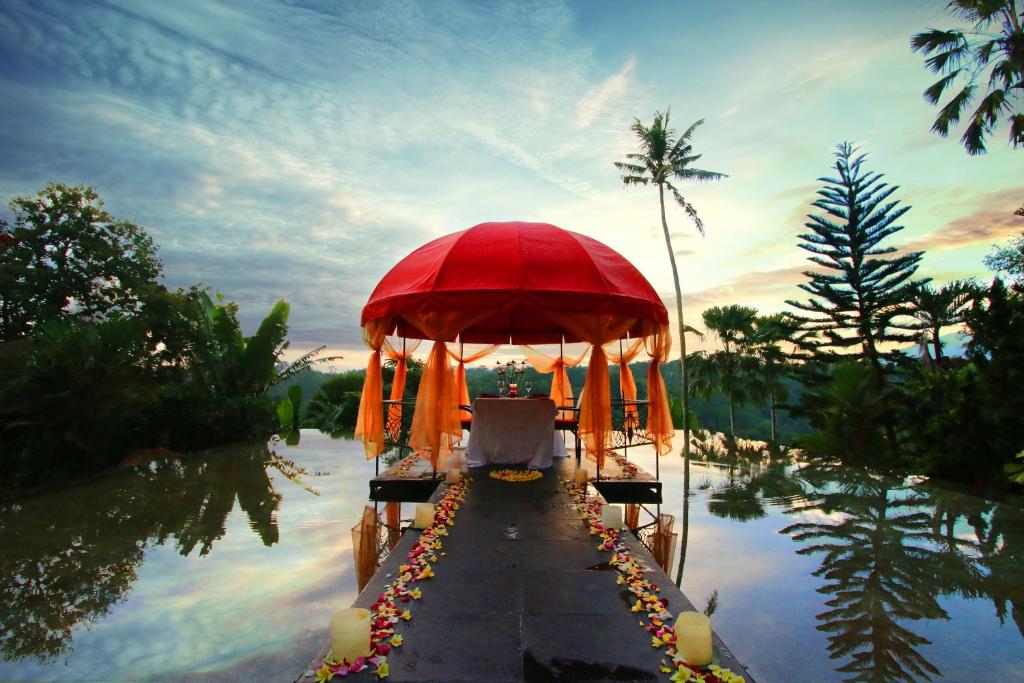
(400, 609, 412, 621)
(390, 634, 403, 647)
(374, 660, 390, 679)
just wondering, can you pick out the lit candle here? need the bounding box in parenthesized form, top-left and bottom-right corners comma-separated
(446, 467, 461, 484)
(600, 504, 623, 529)
(329, 608, 372, 664)
(574, 468, 589, 485)
(675, 611, 713, 666)
(412, 502, 435, 529)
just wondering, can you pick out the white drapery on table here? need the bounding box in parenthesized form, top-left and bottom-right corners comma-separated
(465, 398, 567, 469)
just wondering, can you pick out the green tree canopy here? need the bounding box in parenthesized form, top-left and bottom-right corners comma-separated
(0, 183, 162, 341)
(787, 143, 925, 382)
(984, 231, 1024, 282)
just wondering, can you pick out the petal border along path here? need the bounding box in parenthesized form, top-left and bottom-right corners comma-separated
(313, 476, 469, 681)
(562, 478, 746, 683)
(304, 459, 755, 682)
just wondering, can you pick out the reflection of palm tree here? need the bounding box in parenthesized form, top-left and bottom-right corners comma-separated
(707, 463, 808, 523)
(0, 440, 310, 662)
(173, 443, 283, 555)
(978, 500, 1024, 635)
(783, 466, 952, 682)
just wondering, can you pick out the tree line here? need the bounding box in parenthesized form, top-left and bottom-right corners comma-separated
(0, 183, 326, 488)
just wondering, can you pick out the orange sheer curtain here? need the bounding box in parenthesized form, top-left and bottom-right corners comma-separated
(546, 313, 636, 467)
(605, 338, 644, 428)
(383, 338, 421, 427)
(350, 505, 379, 591)
(644, 323, 675, 455)
(446, 342, 499, 420)
(521, 344, 590, 420)
(354, 318, 391, 459)
(405, 311, 492, 470)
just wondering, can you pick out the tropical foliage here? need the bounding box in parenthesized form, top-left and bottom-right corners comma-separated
(911, 0, 1024, 155)
(984, 231, 1024, 281)
(908, 279, 980, 361)
(0, 184, 325, 487)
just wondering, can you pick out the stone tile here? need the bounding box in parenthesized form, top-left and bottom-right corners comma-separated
(522, 570, 631, 615)
(518, 540, 607, 571)
(385, 613, 523, 682)
(413, 568, 523, 615)
(522, 613, 660, 683)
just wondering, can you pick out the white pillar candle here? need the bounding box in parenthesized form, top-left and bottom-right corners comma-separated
(446, 467, 461, 484)
(412, 502, 435, 529)
(574, 468, 589, 485)
(676, 611, 713, 666)
(329, 608, 372, 664)
(600, 504, 623, 529)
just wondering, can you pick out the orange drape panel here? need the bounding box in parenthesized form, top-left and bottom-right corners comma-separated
(385, 501, 401, 551)
(446, 343, 499, 420)
(383, 338, 421, 427)
(545, 313, 636, 468)
(355, 319, 391, 459)
(644, 324, 675, 456)
(521, 344, 590, 420)
(405, 311, 491, 470)
(351, 505, 380, 591)
(605, 338, 644, 427)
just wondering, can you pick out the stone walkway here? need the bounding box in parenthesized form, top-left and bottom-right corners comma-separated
(328, 460, 752, 683)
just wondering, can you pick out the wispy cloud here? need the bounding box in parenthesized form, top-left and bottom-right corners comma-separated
(577, 56, 636, 128)
(0, 0, 1017, 367)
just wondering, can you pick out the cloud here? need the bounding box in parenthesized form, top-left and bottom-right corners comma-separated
(577, 56, 636, 128)
(899, 188, 1024, 253)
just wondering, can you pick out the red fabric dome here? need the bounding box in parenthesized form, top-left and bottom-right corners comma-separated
(361, 221, 668, 344)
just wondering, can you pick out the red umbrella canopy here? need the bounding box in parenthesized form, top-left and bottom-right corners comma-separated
(361, 221, 668, 344)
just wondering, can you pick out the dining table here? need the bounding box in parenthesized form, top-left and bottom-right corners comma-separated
(465, 397, 567, 469)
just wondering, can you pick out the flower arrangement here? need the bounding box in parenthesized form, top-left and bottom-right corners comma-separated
(561, 479, 745, 683)
(489, 468, 543, 482)
(314, 477, 469, 680)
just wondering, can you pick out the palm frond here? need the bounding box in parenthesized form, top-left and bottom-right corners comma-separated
(932, 85, 975, 137)
(670, 186, 706, 235)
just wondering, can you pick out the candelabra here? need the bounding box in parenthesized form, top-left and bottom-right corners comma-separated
(495, 360, 528, 396)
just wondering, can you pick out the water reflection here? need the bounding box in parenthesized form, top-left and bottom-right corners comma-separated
(695, 451, 1024, 682)
(0, 441, 316, 664)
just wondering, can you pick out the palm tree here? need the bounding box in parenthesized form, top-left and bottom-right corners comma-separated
(693, 304, 757, 437)
(911, 1, 1024, 155)
(908, 279, 980, 361)
(749, 313, 802, 442)
(614, 109, 727, 477)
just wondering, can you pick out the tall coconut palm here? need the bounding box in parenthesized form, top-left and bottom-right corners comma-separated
(614, 110, 727, 473)
(909, 279, 980, 362)
(911, 0, 1024, 155)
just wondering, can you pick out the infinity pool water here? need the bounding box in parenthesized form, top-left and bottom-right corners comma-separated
(1, 430, 1022, 681)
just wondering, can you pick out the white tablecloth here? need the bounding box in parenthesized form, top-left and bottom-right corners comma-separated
(465, 398, 567, 469)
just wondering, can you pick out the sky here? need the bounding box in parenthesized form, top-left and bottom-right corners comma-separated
(1, 0, 1021, 369)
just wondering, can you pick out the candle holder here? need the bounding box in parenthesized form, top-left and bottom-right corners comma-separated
(495, 360, 528, 396)
(412, 503, 435, 529)
(676, 611, 713, 666)
(329, 608, 372, 664)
